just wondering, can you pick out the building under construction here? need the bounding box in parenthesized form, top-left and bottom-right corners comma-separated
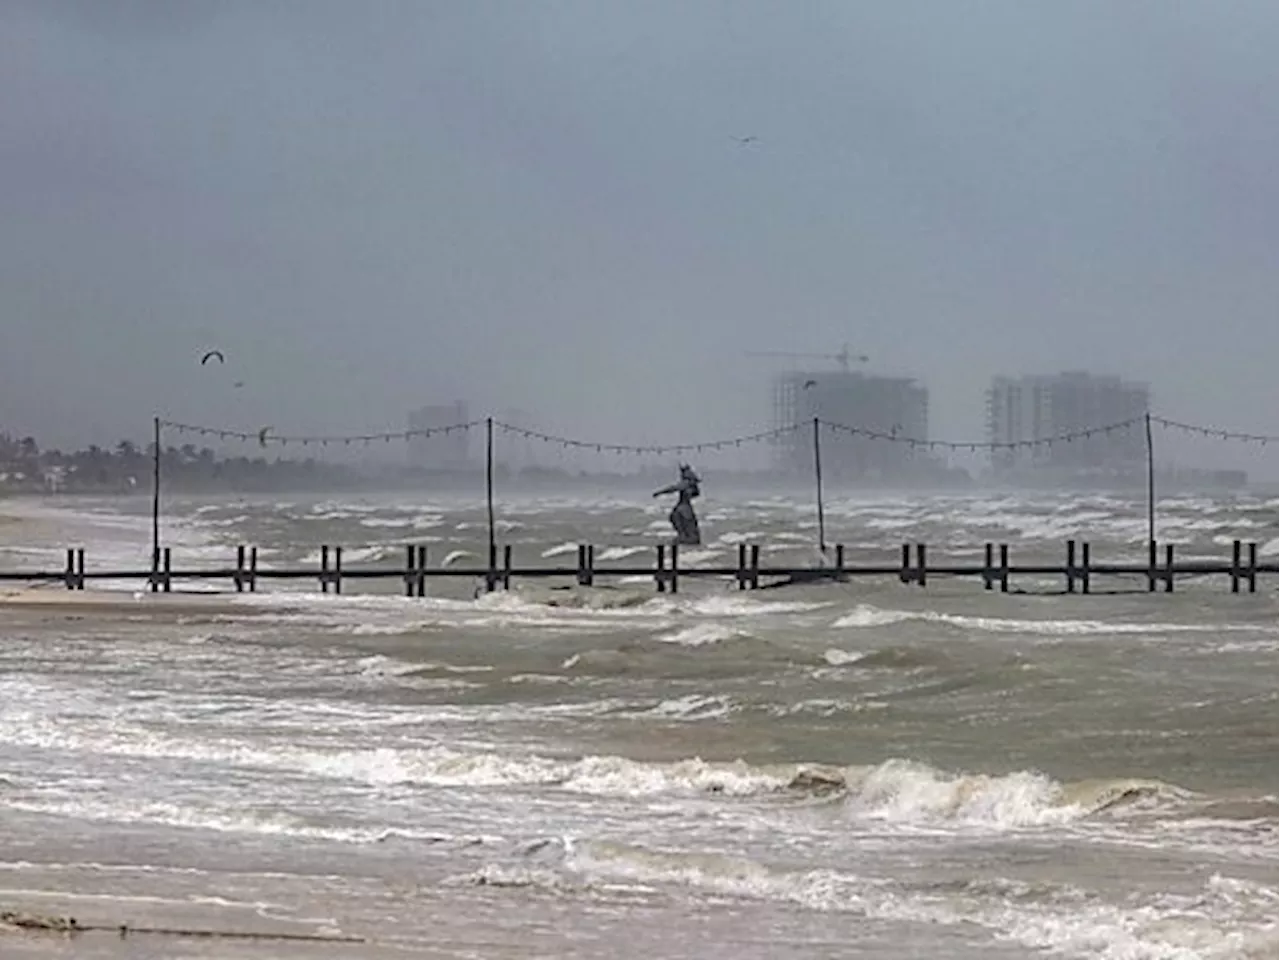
(771, 371, 930, 479)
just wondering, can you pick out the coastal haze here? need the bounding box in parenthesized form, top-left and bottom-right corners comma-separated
(0, 1, 1277, 959)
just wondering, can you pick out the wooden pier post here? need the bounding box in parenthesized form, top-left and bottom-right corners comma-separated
(12, 532, 1280, 597)
(1147, 540, 1157, 593)
(576, 544, 594, 587)
(486, 543, 498, 594)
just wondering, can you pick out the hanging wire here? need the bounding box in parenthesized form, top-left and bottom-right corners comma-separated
(158, 419, 482, 447)
(156, 414, 1275, 452)
(1150, 417, 1277, 445)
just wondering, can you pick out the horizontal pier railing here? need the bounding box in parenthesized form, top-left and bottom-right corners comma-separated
(0, 540, 1274, 596)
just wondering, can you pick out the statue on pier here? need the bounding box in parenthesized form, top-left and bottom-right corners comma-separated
(653, 464, 702, 546)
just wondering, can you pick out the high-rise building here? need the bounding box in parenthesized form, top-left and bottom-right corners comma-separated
(771, 371, 929, 478)
(985, 372, 1148, 474)
(407, 401, 470, 470)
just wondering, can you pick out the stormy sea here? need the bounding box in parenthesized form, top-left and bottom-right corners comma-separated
(0, 488, 1275, 958)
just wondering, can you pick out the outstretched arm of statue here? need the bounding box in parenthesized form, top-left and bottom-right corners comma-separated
(653, 484, 678, 497)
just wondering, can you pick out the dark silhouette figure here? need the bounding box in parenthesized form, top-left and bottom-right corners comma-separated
(653, 464, 702, 545)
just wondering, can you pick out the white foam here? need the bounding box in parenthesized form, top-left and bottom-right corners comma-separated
(654, 623, 740, 646)
(595, 545, 647, 562)
(541, 542, 579, 558)
(831, 604, 1258, 637)
(822, 648, 867, 665)
(559, 841, 1277, 960)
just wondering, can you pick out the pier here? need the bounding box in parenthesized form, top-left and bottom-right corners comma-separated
(0, 539, 1272, 596)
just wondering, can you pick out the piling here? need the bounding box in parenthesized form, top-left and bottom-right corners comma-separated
(5, 539, 1277, 597)
(576, 544, 594, 587)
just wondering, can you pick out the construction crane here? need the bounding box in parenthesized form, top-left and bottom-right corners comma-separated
(745, 343, 869, 373)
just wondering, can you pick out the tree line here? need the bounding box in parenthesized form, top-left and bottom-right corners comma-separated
(0, 433, 358, 494)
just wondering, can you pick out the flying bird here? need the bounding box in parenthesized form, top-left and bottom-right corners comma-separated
(200, 349, 225, 366)
(731, 136, 759, 145)
(803, 379, 818, 389)
(233, 381, 245, 389)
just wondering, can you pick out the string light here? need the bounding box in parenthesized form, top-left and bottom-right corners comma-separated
(1150, 417, 1276, 446)
(157, 414, 1276, 452)
(158, 419, 483, 446)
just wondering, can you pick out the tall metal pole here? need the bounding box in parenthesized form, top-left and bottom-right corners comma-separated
(812, 416, 826, 556)
(1144, 411, 1155, 548)
(485, 417, 496, 570)
(151, 416, 161, 593)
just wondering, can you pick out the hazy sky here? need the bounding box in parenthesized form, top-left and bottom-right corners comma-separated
(1, 0, 1275, 472)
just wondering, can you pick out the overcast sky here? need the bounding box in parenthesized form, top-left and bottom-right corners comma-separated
(0, 0, 1274, 473)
